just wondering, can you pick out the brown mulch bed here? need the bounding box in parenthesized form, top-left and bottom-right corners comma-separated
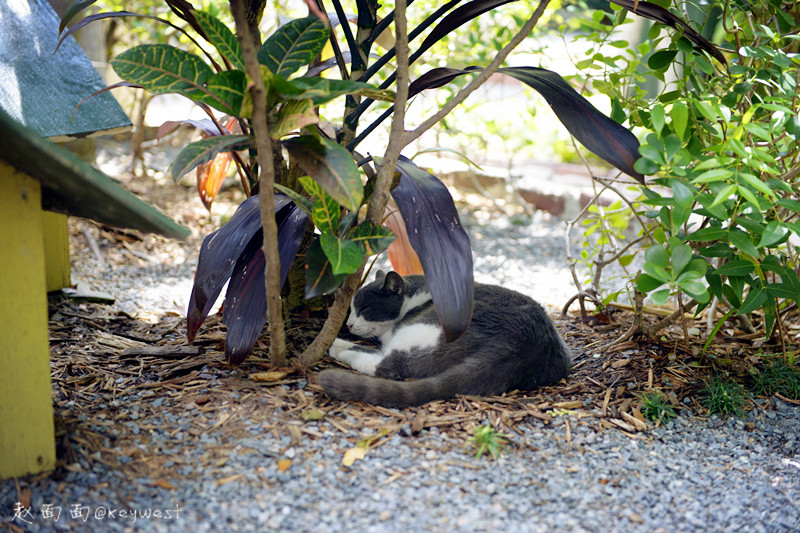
(47, 291, 797, 483)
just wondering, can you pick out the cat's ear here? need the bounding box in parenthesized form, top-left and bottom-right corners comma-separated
(375, 270, 387, 282)
(382, 271, 405, 295)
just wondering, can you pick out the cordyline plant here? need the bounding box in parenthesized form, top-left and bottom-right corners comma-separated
(57, 0, 718, 368)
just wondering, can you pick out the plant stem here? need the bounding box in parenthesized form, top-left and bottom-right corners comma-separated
(231, 0, 287, 367)
(299, 0, 412, 367)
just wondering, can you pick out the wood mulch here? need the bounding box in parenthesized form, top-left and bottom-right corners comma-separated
(43, 144, 797, 482)
(46, 291, 796, 483)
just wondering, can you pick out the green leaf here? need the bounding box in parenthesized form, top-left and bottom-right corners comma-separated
(305, 237, 347, 298)
(258, 16, 329, 78)
(638, 273, 665, 293)
(275, 76, 395, 105)
(645, 244, 669, 266)
(670, 102, 688, 140)
(284, 136, 363, 212)
(169, 135, 253, 181)
(111, 45, 245, 115)
(651, 104, 666, 133)
(680, 281, 710, 304)
(319, 233, 363, 276)
(347, 222, 396, 255)
(713, 259, 755, 277)
(693, 169, 733, 184)
(271, 99, 319, 139)
(710, 183, 736, 207)
(650, 288, 671, 305)
(757, 221, 789, 248)
(738, 284, 767, 315)
(671, 180, 695, 208)
(728, 227, 760, 258)
(737, 172, 776, 200)
(671, 243, 692, 274)
(195, 10, 244, 71)
(688, 226, 727, 242)
(648, 49, 678, 70)
(778, 198, 800, 214)
(273, 184, 313, 217)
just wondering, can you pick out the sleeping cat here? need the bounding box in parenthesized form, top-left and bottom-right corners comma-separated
(317, 271, 571, 408)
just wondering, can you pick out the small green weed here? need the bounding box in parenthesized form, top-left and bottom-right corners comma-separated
(750, 360, 800, 400)
(701, 375, 748, 417)
(639, 391, 677, 425)
(469, 425, 510, 460)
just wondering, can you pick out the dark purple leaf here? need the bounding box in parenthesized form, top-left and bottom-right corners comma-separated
(610, 0, 727, 66)
(71, 82, 143, 121)
(223, 236, 266, 365)
(59, 0, 98, 33)
(56, 12, 165, 54)
(199, 200, 308, 364)
(393, 157, 474, 342)
(416, 0, 519, 61)
(187, 194, 293, 341)
(408, 67, 464, 97)
(410, 66, 645, 182)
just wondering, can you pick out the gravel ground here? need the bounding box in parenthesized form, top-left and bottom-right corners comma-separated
(2, 201, 799, 533)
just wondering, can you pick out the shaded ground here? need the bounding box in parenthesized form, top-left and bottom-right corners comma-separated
(4, 139, 798, 530)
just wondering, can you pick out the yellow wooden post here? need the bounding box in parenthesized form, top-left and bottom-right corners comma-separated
(42, 211, 71, 292)
(0, 161, 56, 478)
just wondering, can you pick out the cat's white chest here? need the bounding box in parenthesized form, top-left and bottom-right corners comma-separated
(383, 323, 442, 353)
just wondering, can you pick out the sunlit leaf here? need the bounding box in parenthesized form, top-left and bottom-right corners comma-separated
(258, 16, 329, 78)
(195, 10, 244, 70)
(284, 135, 363, 211)
(111, 45, 245, 115)
(271, 99, 319, 139)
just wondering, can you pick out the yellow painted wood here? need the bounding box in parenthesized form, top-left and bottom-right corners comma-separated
(42, 211, 71, 292)
(0, 162, 56, 479)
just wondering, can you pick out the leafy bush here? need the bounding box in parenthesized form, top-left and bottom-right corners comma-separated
(565, 0, 800, 349)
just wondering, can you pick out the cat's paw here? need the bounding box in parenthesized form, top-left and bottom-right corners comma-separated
(328, 338, 356, 359)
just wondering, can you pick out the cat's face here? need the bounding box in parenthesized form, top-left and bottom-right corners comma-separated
(346, 273, 405, 338)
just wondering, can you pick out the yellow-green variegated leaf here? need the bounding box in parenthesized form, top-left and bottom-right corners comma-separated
(275, 76, 395, 106)
(257, 16, 329, 79)
(270, 99, 318, 139)
(111, 44, 246, 115)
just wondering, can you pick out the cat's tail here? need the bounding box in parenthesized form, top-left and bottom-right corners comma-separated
(317, 368, 463, 408)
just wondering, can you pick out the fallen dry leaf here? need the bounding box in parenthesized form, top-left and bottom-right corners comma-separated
(300, 408, 325, 422)
(149, 479, 176, 490)
(277, 459, 292, 472)
(250, 371, 289, 382)
(215, 473, 244, 486)
(342, 446, 367, 467)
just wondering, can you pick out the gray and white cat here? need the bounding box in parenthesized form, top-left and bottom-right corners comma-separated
(317, 271, 571, 408)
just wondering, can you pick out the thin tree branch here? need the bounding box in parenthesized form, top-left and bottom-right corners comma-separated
(402, 0, 552, 147)
(231, 0, 287, 367)
(300, 0, 412, 367)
